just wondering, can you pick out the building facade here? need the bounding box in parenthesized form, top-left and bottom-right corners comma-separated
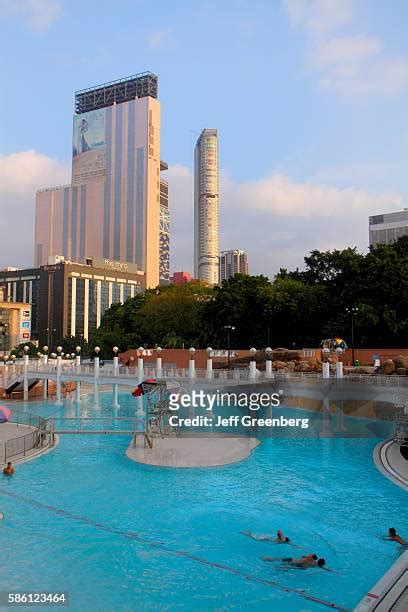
(369, 210, 408, 247)
(35, 72, 162, 288)
(219, 250, 249, 282)
(194, 128, 219, 284)
(171, 271, 192, 285)
(0, 296, 32, 353)
(159, 161, 170, 284)
(1, 258, 145, 348)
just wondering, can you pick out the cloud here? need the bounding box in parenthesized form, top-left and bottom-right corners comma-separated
(148, 28, 173, 50)
(0, 0, 61, 31)
(284, 0, 353, 34)
(0, 150, 69, 268)
(168, 163, 405, 277)
(283, 0, 408, 96)
(311, 35, 381, 69)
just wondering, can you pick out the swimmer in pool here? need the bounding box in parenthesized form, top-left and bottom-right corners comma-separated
(385, 528, 408, 546)
(2, 462, 14, 476)
(240, 529, 290, 543)
(263, 555, 336, 572)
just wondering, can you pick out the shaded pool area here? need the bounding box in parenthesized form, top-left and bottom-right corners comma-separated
(0, 393, 407, 611)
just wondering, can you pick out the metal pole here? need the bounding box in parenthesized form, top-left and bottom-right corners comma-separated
(227, 329, 231, 369)
(351, 313, 355, 366)
(75, 354, 81, 403)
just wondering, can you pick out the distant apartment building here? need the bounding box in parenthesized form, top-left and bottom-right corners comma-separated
(1, 257, 145, 347)
(369, 210, 408, 247)
(194, 128, 219, 284)
(35, 72, 163, 288)
(171, 271, 192, 285)
(219, 250, 249, 282)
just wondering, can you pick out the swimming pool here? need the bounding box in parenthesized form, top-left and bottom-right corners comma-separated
(1, 393, 407, 611)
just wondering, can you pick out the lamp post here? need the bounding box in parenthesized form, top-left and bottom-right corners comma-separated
(23, 345, 30, 401)
(206, 346, 213, 379)
(223, 325, 235, 369)
(264, 306, 273, 347)
(346, 307, 359, 365)
(112, 346, 120, 409)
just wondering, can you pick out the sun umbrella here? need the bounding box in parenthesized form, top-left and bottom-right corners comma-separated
(0, 405, 11, 423)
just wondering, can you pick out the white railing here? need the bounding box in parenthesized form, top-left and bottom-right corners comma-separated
(15, 361, 408, 388)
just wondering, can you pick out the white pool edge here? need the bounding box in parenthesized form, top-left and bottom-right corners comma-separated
(354, 440, 408, 611)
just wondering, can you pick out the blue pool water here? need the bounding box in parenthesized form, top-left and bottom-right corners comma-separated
(1, 393, 407, 611)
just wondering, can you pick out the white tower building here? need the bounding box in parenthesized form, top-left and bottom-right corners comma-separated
(194, 129, 219, 284)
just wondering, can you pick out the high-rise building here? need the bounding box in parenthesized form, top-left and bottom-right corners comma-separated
(369, 210, 408, 247)
(219, 250, 249, 282)
(194, 128, 219, 284)
(35, 72, 162, 288)
(159, 162, 170, 285)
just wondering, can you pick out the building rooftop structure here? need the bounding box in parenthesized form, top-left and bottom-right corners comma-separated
(75, 72, 158, 114)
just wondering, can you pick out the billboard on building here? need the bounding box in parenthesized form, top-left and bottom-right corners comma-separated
(18, 306, 31, 344)
(72, 109, 107, 185)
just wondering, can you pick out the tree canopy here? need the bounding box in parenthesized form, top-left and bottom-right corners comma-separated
(60, 236, 407, 356)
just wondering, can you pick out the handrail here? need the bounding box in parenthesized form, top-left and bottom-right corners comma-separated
(1, 410, 49, 464)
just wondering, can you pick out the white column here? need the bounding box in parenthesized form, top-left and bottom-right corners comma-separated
(120, 283, 124, 304)
(249, 361, 257, 379)
(55, 356, 62, 406)
(43, 354, 48, 399)
(336, 361, 343, 378)
(112, 356, 120, 409)
(23, 354, 29, 401)
(96, 280, 102, 328)
(108, 282, 113, 307)
(83, 278, 89, 341)
(93, 356, 100, 407)
(137, 357, 144, 382)
(75, 355, 81, 403)
(156, 357, 162, 378)
(188, 358, 196, 379)
(206, 358, 213, 380)
(23, 281, 27, 303)
(130, 284, 135, 298)
(28, 281, 32, 304)
(3, 364, 8, 390)
(322, 362, 330, 379)
(265, 359, 273, 378)
(70, 277, 77, 337)
(13, 282, 17, 302)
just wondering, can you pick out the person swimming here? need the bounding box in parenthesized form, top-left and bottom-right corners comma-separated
(2, 462, 14, 476)
(240, 529, 290, 543)
(261, 554, 334, 571)
(385, 528, 408, 546)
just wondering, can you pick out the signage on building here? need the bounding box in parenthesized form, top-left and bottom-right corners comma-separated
(72, 109, 107, 185)
(92, 258, 140, 275)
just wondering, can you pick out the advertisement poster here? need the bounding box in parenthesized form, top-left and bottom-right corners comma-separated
(72, 109, 106, 185)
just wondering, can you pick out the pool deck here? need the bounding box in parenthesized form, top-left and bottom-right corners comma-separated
(354, 440, 408, 611)
(127, 433, 260, 467)
(0, 422, 54, 467)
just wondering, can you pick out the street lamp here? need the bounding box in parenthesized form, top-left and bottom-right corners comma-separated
(223, 325, 235, 369)
(43, 345, 48, 354)
(57, 346, 62, 354)
(322, 347, 330, 363)
(113, 346, 119, 355)
(265, 347, 272, 359)
(76, 346, 81, 354)
(346, 307, 359, 365)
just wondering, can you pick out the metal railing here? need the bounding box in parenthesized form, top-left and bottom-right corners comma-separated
(1, 410, 48, 464)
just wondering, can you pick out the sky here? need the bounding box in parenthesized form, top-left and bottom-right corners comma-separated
(1, 0, 408, 277)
